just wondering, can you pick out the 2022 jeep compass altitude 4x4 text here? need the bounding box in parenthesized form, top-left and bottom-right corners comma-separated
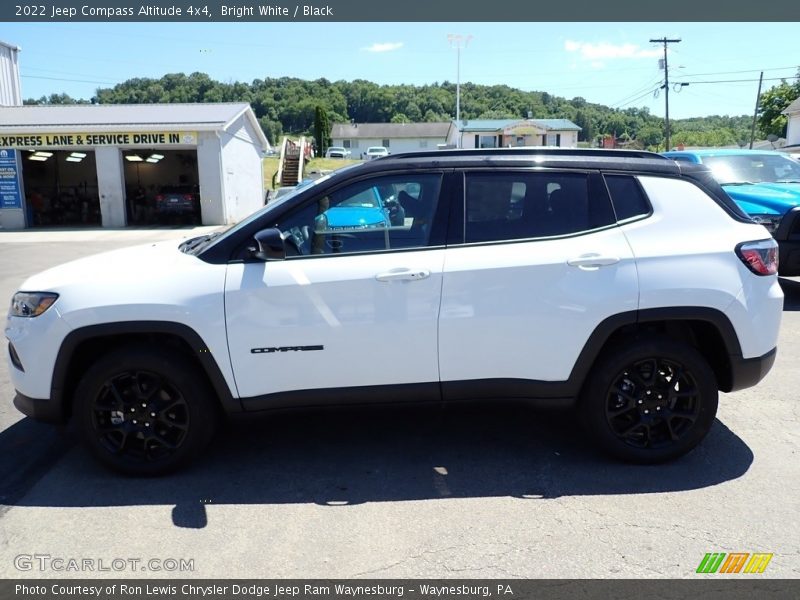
(6, 149, 783, 475)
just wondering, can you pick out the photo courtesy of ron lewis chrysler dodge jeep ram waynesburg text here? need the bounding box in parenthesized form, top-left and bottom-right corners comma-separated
(6, 149, 783, 475)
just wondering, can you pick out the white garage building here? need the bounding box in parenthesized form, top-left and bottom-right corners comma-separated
(0, 102, 269, 229)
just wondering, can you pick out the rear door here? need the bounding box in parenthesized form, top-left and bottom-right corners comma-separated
(438, 169, 639, 397)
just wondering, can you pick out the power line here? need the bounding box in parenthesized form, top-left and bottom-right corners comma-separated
(20, 74, 121, 85)
(673, 76, 799, 85)
(678, 65, 798, 78)
(615, 87, 661, 109)
(609, 78, 664, 108)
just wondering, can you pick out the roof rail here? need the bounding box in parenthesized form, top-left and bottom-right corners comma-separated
(382, 147, 669, 161)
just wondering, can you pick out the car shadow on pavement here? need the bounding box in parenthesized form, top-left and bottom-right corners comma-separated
(0, 402, 753, 528)
(780, 277, 800, 311)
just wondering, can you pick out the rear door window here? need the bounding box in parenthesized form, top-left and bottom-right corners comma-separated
(463, 171, 615, 243)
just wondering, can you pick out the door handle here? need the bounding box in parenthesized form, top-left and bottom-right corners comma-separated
(567, 254, 620, 269)
(375, 269, 431, 282)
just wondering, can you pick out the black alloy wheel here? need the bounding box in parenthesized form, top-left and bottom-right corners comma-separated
(91, 370, 190, 462)
(605, 357, 701, 450)
(75, 346, 217, 475)
(581, 336, 718, 463)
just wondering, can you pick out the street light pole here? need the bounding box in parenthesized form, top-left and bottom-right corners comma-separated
(650, 37, 681, 151)
(448, 34, 472, 148)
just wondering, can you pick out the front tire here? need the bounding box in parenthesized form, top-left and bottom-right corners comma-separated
(580, 336, 718, 463)
(74, 346, 217, 475)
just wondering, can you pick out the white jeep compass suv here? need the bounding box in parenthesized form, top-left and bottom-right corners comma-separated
(6, 149, 783, 475)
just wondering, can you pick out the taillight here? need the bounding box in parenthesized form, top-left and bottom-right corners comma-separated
(736, 239, 779, 276)
(155, 194, 164, 203)
(183, 194, 193, 201)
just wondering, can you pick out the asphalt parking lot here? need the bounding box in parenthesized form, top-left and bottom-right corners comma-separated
(0, 228, 798, 579)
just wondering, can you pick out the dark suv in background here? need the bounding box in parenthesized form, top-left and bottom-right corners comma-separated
(155, 185, 201, 224)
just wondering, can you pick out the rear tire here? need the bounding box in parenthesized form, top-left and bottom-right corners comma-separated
(74, 346, 217, 476)
(580, 336, 718, 463)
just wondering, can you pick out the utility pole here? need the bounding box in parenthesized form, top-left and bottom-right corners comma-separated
(448, 34, 472, 148)
(749, 71, 764, 150)
(650, 37, 681, 150)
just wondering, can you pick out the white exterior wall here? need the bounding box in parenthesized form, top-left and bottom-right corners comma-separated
(787, 113, 800, 146)
(0, 42, 22, 107)
(95, 147, 127, 227)
(219, 115, 265, 223)
(196, 131, 225, 225)
(561, 131, 579, 148)
(448, 129, 579, 149)
(333, 137, 445, 156)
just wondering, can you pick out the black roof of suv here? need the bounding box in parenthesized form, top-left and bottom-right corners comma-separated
(199, 148, 751, 263)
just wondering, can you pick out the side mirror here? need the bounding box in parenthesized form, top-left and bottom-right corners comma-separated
(251, 228, 286, 261)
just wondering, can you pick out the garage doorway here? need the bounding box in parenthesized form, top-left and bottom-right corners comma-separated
(21, 150, 101, 227)
(123, 149, 201, 225)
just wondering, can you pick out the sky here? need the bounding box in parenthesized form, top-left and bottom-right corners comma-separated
(3, 22, 799, 120)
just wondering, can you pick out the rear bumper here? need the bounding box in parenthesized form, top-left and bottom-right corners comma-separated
(727, 347, 777, 393)
(14, 391, 66, 423)
(155, 205, 195, 214)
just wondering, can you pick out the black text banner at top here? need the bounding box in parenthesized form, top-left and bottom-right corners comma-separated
(2, 0, 799, 22)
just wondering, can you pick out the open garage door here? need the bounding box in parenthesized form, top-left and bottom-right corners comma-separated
(123, 149, 200, 225)
(21, 150, 100, 227)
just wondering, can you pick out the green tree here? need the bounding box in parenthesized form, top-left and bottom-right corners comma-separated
(758, 72, 800, 138)
(312, 105, 331, 155)
(635, 125, 664, 150)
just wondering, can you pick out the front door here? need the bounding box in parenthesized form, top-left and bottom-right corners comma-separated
(224, 172, 448, 405)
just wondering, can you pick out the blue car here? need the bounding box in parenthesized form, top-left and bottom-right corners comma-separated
(663, 149, 800, 275)
(315, 184, 404, 232)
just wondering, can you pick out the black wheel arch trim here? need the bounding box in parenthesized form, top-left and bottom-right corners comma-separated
(51, 321, 240, 420)
(564, 306, 746, 397)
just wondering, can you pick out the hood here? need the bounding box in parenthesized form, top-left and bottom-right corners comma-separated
(20, 240, 193, 292)
(722, 182, 800, 215)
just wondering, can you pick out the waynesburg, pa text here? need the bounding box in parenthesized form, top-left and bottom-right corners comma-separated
(15, 583, 515, 598)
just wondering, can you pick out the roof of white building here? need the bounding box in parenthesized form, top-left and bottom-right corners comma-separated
(0, 102, 270, 149)
(332, 122, 453, 139)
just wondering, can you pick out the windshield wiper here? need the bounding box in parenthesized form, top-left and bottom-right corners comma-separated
(180, 232, 221, 254)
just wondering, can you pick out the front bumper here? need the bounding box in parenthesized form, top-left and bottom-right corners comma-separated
(13, 391, 66, 423)
(727, 347, 777, 393)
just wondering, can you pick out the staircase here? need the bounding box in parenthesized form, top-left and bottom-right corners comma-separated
(277, 137, 309, 187)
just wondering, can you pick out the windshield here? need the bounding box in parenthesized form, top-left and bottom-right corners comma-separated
(704, 153, 800, 185)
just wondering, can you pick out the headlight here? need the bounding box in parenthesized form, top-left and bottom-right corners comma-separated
(750, 214, 782, 233)
(10, 292, 59, 317)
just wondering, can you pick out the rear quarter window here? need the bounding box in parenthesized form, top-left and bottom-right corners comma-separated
(604, 175, 651, 222)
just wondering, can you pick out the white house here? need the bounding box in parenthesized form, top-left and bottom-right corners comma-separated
(783, 96, 800, 150)
(447, 118, 582, 149)
(330, 122, 453, 156)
